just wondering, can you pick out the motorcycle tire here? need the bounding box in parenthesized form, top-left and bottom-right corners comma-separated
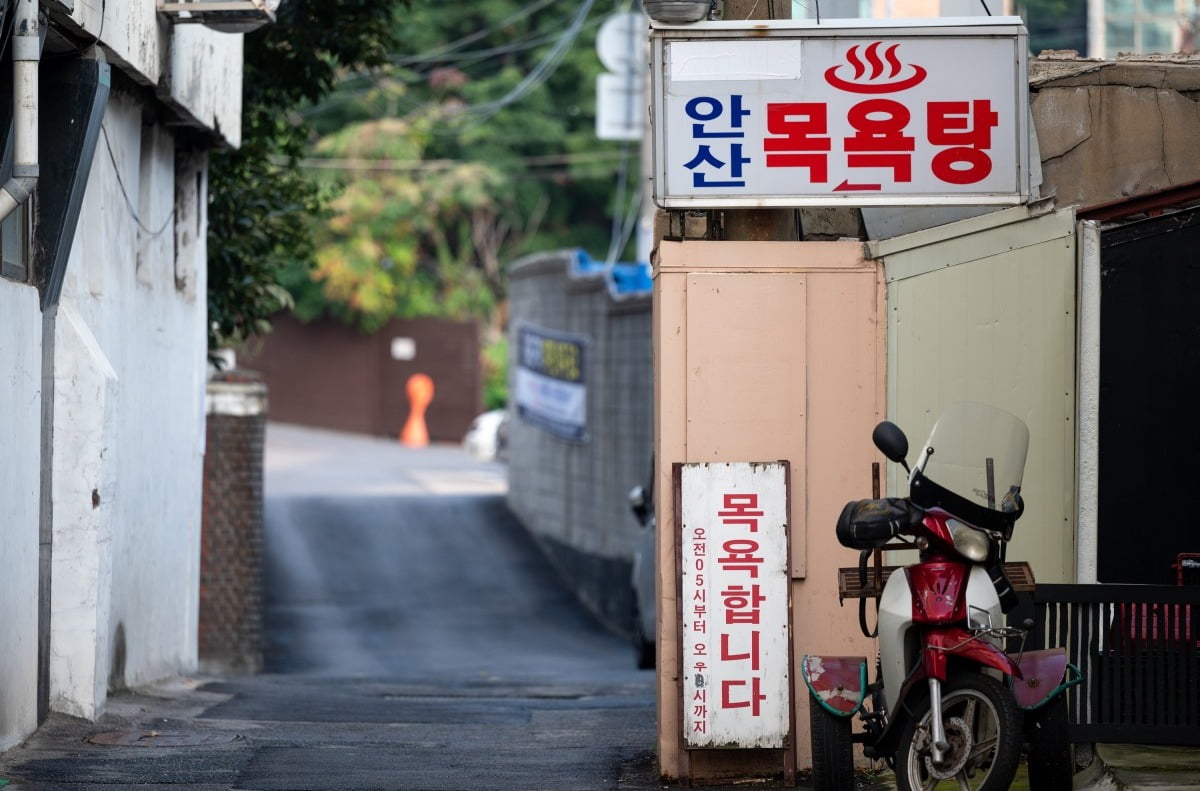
(1025, 693, 1072, 791)
(809, 697, 855, 791)
(893, 673, 1022, 791)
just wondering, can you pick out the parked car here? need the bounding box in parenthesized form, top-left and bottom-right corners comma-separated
(462, 409, 508, 462)
(629, 469, 656, 669)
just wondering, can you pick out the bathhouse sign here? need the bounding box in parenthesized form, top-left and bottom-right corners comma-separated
(651, 17, 1031, 207)
(677, 461, 791, 749)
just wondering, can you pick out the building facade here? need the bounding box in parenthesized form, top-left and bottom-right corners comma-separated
(0, 0, 242, 749)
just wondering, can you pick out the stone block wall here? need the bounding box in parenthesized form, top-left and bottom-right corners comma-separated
(505, 251, 653, 633)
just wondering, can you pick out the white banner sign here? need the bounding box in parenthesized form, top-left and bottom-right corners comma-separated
(514, 324, 588, 442)
(652, 18, 1030, 207)
(679, 461, 790, 749)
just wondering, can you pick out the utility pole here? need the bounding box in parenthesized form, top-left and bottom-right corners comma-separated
(719, 0, 798, 241)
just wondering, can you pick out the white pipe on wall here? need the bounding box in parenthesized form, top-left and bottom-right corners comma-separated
(1076, 219, 1101, 585)
(0, 0, 39, 222)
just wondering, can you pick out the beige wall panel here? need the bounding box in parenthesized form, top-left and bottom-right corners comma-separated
(884, 209, 1077, 584)
(683, 273, 808, 575)
(655, 240, 884, 780)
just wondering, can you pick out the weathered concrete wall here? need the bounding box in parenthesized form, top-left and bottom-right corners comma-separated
(0, 280, 42, 749)
(1031, 54, 1200, 210)
(50, 0, 242, 147)
(506, 251, 653, 632)
(47, 83, 211, 716)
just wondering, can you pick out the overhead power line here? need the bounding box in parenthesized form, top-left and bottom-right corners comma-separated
(289, 150, 628, 173)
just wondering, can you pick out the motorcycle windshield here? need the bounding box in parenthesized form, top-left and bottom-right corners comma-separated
(912, 402, 1029, 524)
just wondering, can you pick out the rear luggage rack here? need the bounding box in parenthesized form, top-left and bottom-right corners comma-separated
(838, 559, 1035, 601)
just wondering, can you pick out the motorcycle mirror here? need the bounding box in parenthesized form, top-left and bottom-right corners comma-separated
(629, 485, 649, 523)
(872, 421, 910, 472)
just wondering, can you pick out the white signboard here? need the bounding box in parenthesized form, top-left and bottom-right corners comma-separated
(651, 18, 1030, 207)
(679, 461, 790, 749)
(597, 12, 649, 141)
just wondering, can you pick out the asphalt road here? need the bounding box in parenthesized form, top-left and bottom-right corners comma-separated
(0, 424, 661, 791)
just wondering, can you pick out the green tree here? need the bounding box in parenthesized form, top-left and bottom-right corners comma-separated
(291, 0, 634, 333)
(207, 0, 409, 350)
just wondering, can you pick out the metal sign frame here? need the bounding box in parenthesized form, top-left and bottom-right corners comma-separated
(651, 17, 1031, 208)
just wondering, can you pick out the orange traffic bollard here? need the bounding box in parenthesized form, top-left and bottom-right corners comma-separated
(400, 373, 434, 447)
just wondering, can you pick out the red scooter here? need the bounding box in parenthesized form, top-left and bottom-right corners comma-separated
(803, 403, 1077, 791)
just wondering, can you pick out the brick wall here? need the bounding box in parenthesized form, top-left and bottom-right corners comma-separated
(240, 315, 482, 442)
(199, 370, 268, 674)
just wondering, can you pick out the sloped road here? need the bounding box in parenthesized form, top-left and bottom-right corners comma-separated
(0, 424, 660, 790)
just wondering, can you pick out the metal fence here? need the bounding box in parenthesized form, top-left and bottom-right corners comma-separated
(1028, 583, 1200, 745)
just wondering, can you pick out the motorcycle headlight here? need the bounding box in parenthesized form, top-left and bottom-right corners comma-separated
(948, 519, 991, 563)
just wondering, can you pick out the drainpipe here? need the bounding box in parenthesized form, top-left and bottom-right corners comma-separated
(0, 0, 39, 222)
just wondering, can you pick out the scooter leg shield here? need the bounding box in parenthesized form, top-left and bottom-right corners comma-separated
(1009, 647, 1070, 709)
(801, 655, 868, 717)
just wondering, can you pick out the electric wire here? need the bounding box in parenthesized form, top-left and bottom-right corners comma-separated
(304, 9, 607, 123)
(292, 150, 628, 173)
(455, 0, 599, 122)
(388, 0, 561, 66)
(604, 142, 632, 264)
(99, 124, 175, 238)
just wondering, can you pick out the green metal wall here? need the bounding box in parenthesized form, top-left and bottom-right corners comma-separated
(871, 205, 1078, 584)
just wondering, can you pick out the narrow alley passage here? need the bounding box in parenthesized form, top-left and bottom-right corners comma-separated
(0, 424, 660, 790)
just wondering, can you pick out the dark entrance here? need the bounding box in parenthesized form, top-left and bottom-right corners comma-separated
(1098, 206, 1200, 584)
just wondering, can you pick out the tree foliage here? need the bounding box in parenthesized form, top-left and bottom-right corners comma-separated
(207, 0, 409, 350)
(210, 1, 644, 346)
(287, 0, 631, 333)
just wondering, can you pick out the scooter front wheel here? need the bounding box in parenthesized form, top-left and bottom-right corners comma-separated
(894, 673, 1022, 791)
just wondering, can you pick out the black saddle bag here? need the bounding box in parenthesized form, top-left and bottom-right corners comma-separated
(836, 498, 925, 550)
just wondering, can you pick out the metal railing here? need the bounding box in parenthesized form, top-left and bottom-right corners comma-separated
(1027, 584, 1200, 745)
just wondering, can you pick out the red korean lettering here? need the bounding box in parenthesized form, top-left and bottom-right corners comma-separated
(927, 100, 998, 185)
(845, 99, 914, 182)
(720, 630, 761, 671)
(721, 583, 766, 625)
(764, 102, 830, 182)
(717, 539, 763, 577)
(718, 493, 764, 532)
(721, 677, 766, 716)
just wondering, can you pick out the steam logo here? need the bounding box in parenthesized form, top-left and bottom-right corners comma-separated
(824, 42, 927, 94)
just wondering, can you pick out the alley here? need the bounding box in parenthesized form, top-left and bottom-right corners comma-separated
(0, 425, 660, 790)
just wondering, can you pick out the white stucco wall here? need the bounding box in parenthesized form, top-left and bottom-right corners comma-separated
(0, 280, 42, 749)
(49, 86, 208, 715)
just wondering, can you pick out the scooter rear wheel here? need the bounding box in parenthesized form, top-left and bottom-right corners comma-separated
(893, 673, 1022, 791)
(809, 697, 855, 791)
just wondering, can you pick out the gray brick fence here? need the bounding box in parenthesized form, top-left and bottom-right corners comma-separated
(506, 250, 653, 634)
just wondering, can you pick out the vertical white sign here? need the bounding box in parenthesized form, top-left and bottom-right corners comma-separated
(680, 461, 790, 749)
